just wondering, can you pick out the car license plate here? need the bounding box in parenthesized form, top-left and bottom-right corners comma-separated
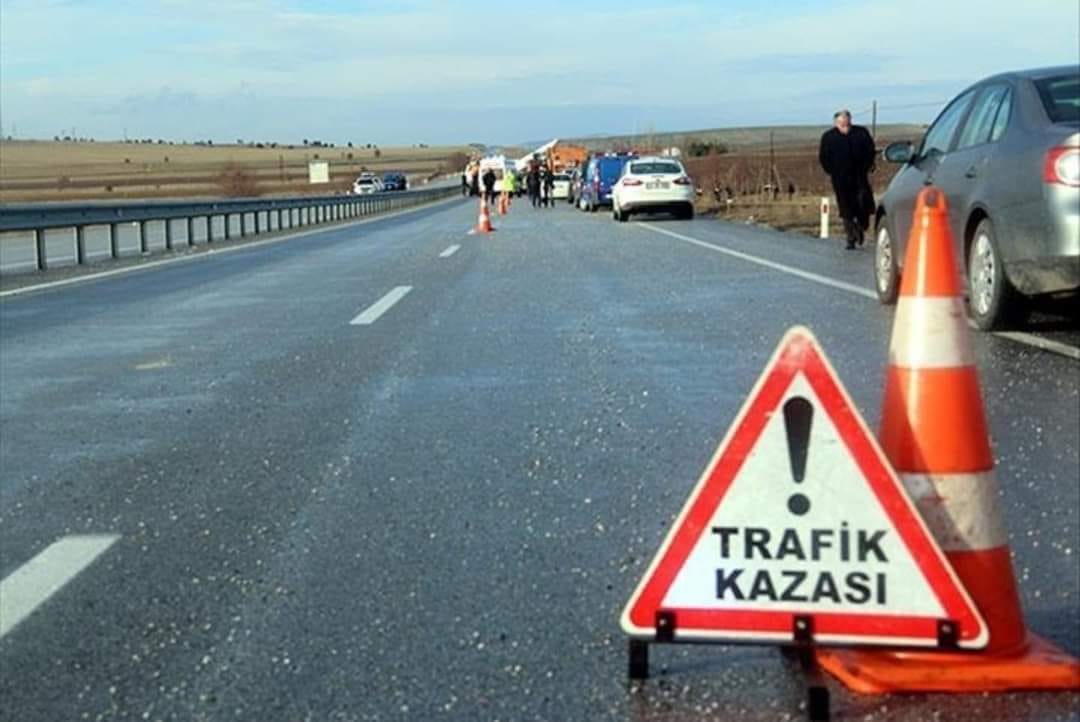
(646, 181, 670, 190)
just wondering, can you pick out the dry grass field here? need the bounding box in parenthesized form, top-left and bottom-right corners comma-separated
(0, 140, 475, 202)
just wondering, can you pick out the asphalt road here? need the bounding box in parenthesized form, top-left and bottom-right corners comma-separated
(1, 197, 1077, 722)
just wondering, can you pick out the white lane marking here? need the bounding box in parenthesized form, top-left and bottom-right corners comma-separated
(635, 222, 1080, 362)
(0, 196, 462, 300)
(134, 358, 172, 371)
(350, 286, 413, 326)
(993, 331, 1080, 361)
(0, 534, 120, 639)
(637, 222, 875, 300)
(439, 244, 461, 258)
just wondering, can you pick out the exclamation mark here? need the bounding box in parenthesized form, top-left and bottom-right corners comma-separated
(783, 396, 813, 516)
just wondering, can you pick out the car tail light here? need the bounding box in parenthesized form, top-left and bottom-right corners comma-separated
(623, 178, 643, 186)
(673, 176, 693, 186)
(1044, 146, 1080, 187)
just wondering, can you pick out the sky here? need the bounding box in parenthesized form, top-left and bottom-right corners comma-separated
(1, 0, 1077, 146)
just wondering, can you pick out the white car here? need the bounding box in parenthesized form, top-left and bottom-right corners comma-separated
(352, 176, 382, 195)
(550, 173, 571, 200)
(611, 157, 695, 222)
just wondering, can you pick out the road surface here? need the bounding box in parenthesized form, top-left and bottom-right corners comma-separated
(2, 198, 1077, 721)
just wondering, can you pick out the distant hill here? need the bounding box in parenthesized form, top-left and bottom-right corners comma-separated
(556, 123, 927, 153)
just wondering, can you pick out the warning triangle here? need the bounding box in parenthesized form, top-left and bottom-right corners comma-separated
(620, 327, 987, 648)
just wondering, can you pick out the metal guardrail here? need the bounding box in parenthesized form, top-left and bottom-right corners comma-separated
(0, 184, 460, 276)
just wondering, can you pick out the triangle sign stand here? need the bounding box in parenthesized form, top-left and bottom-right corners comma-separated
(621, 326, 986, 676)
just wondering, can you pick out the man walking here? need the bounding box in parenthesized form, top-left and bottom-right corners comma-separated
(818, 109, 876, 249)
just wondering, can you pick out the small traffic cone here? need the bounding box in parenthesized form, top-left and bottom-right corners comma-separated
(815, 187, 1080, 693)
(472, 196, 495, 234)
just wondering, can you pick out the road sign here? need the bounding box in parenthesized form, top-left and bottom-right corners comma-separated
(620, 326, 988, 649)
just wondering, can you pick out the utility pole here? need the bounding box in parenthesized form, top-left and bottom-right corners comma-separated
(769, 129, 776, 199)
(871, 100, 878, 139)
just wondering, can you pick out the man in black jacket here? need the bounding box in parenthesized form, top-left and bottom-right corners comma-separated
(482, 168, 497, 206)
(818, 109, 876, 249)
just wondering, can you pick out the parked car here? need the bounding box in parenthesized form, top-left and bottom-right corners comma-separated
(567, 167, 581, 205)
(382, 172, 408, 191)
(611, 156, 696, 221)
(551, 173, 572, 200)
(875, 65, 1079, 329)
(353, 175, 382, 195)
(578, 154, 636, 212)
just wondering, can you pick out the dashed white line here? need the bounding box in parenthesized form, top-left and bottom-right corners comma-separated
(439, 244, 461, 258)
(636, 221, 1080, 362)
(0, 534, 120, 639)
(350, 286, 413, 326)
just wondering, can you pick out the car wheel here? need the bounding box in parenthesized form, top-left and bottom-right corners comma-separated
(614, 205, 628, 223)
(682, 204, 694, 220)
(874, 219, 900, 305)
(967, 218, 1024, 330)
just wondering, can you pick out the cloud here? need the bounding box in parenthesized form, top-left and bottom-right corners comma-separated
(1, 0, 1077, 142)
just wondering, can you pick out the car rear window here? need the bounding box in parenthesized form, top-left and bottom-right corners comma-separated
(1036, 75, 1080, 123)
(598, 158, 629, 183)
(630, 162, 683, 175)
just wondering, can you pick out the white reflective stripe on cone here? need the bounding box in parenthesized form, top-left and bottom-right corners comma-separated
(902, 471, 1009, 552)
(889, 296, 976, 369)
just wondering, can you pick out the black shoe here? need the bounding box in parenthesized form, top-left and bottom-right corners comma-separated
(845, 241, 856, 250)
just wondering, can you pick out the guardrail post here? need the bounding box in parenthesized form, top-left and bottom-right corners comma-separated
(34, 229, 46, 270)
(76, 226, 87, 264)
(164, 218, 173, 250)
(109, 223, 119, 259)
(139, 221, 148, 254)
(254, 211, 261, 235)
(206, 216, 213, 243)
(240, 212, 248, 237)
(224, 214, 232, 241)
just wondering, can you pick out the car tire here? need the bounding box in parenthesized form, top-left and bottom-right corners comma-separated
(681, 204, 695, 220)
(967, 218, 1025, 331)
(614, 205, 628, 223)
(874, 218, 900, 305)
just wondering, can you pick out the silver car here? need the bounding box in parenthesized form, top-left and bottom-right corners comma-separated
(875, 66, 1079, 329)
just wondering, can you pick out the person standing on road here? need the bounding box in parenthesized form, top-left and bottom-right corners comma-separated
(527, 166, 541, 208)
(541, 166, 555, 208)
(818, 109, 876, 249)
(501, 171, 517, 212)
(482, 167, 497, 206)
(469, 163, 481, 197)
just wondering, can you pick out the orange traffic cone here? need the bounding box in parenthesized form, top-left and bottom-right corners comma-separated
(472, 196, 495, 234)
(815, 187, 1080, 693)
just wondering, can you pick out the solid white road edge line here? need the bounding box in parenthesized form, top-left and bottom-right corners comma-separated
(636, 222, 1080, 362)
(439, 244, 461, 258)
(638, 222, 876, 299)
(0, 196, 461, 300)
(0, 534, 121, 639)
(350, 286, 413, 326)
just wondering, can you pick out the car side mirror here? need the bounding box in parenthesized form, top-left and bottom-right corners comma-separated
(884, 141, 916, 164)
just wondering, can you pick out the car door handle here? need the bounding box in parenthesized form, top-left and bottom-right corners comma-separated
(964, 167, 978, 179)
